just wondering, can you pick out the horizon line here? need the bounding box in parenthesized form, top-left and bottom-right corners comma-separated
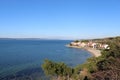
(0, 35, 119, 40)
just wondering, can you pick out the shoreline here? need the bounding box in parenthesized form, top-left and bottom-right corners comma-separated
(66, 45, 101, 57)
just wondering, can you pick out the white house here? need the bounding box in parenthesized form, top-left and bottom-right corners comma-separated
(71, 42, 81, 46)
(91, 43, 97, 49)
(71, 42, 77, 46)
(81, 42, 87, 47)
(103, 44, 110, 49)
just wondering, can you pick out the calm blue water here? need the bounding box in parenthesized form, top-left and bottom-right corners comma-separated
(0, 39, 91, 78)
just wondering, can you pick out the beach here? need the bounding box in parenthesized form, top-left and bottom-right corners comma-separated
(84, 47, 101, 57)
(66, 45, 101, 57)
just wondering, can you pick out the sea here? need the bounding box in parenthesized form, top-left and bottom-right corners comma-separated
(0, 39, 91, 80)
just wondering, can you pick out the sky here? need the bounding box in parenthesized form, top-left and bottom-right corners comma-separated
(0, 0, 120, 40)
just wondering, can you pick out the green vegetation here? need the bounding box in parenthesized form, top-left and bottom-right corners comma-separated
(74, 40, 80, 43)
(91, 37, 120, 80)
(81, 40, 89, 43)
(42, 59, 74, 80)
(42, 36, 120, 80)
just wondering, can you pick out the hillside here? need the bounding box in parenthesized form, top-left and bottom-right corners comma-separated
(42, 36, 120, 80)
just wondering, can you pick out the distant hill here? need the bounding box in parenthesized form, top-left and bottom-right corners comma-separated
(0, 38, 16, 40)
(76, 36, 120, 44)
(0, 38, 70, 40)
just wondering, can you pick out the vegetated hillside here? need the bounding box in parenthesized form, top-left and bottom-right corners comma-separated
(42, 36, 120, 80)
(77, 36, 120, 43)
(91, 37, 120, 80)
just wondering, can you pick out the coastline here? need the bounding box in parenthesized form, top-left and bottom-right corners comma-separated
(66, 45, 101, 57)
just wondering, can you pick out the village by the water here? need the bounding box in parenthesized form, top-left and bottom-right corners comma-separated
(67, 39, 110, 57)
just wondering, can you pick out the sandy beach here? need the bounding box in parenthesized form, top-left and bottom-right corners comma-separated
(66, 45, 101, 57)
(84, 47, 101, 57)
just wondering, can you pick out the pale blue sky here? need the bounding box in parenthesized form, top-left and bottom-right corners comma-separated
(0, 0, 120, 39)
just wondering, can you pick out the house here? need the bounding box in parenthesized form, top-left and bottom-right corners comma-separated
(77, 42, 82, 46)
(70, 40, 110, 50)
(103, 44, 110, 49)
(81, 42, 87, 47)
(70, 42, 77, 46)
(71, 42, 81, 46)
(91, 43, 97, 49)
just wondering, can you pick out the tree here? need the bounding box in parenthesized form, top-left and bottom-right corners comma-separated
(42, 59, 73, 79)
(92, 39, 120, 80)
(74, 40, 79, 43)
(42, 59, 56, 76)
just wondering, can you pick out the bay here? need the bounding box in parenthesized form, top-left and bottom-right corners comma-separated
(0, 39, 91, 79)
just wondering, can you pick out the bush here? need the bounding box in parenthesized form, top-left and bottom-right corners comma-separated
(42, 59, 73, 79)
